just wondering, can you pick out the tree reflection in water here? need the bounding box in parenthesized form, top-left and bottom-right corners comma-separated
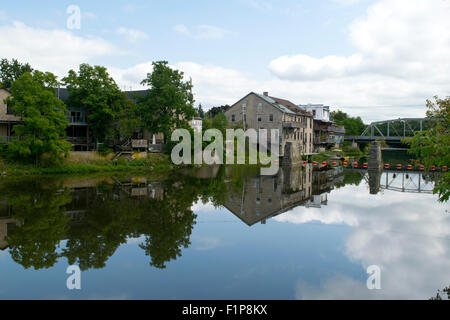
(0, 165, 362, 271)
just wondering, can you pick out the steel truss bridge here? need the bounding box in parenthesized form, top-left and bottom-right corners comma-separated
(353, 169, 436, 194)
(345, 118, 433, 143)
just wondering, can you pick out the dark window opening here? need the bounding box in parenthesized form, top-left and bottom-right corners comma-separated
(6, 104, 14, 115)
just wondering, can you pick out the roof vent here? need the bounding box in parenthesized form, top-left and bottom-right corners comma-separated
(263, 92, 269, 96)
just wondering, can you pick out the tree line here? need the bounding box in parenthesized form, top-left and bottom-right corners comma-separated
(0, 58, 196, 166)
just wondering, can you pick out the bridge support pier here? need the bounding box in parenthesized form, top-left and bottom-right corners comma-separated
(368, 141, 383, 195)
(368, 141, 383, 171)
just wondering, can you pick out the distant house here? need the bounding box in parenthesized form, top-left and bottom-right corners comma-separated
(300, 104, 345, 153)
(0, 87, 165, 151)
(189, 117, 203, 133)
(224, 92, 314, 157)
(0, 88, 21, 144)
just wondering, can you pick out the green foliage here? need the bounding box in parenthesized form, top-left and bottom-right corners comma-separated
(97, 143, 113, 155)
(137, 61, 196, 141)
(5, 71, 71, 165)
(202, 113, 228, 137)
(0, 58, 33, 88)
(1, 179, 71, 270)
(404, 96, 450, 202)
(63, 64, 133, 143)
(197, 104, 205, 118)
(311, 153, 331, 163)
(205, 104, 230, 118)
(342, 144, 364, 158)
(331, 110, 366, 136)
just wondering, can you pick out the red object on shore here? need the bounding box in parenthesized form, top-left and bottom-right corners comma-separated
(343, 162, 348, 167)
(303, 161, 307, 165)
(443, 166, 448, 172)
(431, 165, 436, 171)
(313, 161, 318, 166)
(363, 163, 368, 168)
(407, 164, 413, 170)
(353, 162, 359, 168)
(396, 164, 402, 170)
(322, 161, 327, 166)
(420, 165, 425, 171)
(332, 162, 337, 167)
(385, 164, 390, 169)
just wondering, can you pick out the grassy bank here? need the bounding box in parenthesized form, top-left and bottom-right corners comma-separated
(0, 153, 173, 176)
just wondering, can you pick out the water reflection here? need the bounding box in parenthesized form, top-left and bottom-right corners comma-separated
(224, 165, 345, 226)
(0, 165, 447, 299)
(0, 165, 355, 271)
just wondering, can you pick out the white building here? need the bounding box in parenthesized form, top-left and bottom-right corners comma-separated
(189, 117, 203, 133)
(300, 104, 330, 122)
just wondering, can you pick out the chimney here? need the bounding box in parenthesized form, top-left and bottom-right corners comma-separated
(263, 92, 269, 96)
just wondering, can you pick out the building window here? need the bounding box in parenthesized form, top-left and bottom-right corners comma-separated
(243, 113, 246, 122)
(313, 110, 316, 117)
(71, 111, 82, 123)
(242, 103, 247, 110)
(257, 103, 262, 112)
(232, 114, 235, 122)
(6, 104, 14, 115)
(257, 115, 262, 122)
(269, 114, 273, 121)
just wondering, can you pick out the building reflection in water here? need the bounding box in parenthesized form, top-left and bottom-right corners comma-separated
(0, 165, 370, 271)
(224, 165, 344, 226)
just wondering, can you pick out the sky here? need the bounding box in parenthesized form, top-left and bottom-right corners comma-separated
(0, 0, 449, 122)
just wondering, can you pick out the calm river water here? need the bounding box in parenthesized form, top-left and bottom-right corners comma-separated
(0, 164, 448, 300)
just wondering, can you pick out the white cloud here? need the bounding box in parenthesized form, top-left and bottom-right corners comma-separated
(270, 0, 450, 83)
(173, 24, 232, 40)
(265, 0, 450, 117)
(116, 27, 149, 43)
(273, 178, 450, 300)
(110, 61, 258, 106)
(0, 21, 122, 78)
(109, 59, 433, 122)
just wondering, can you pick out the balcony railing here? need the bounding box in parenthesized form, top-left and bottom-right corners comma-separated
(283, 121, 307, 129)
(328, 126, 345, 134)
(67, 116, 88, 125)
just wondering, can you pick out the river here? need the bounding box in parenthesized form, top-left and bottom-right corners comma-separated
(0, 163, 448, 300)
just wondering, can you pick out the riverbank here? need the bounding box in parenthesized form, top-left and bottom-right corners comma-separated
(0, 153, 174, 176)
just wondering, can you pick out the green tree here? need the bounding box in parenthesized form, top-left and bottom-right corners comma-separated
(197, 104, 205, 118)
(0, 58, 33, 88)
(0, 179, 71, 270)
(63, 64, 129, 143)
(404, 96, 449, 202)
(138, 61, 196, 142)
(331, 110, 366, 136)
(205, 104, 230, 118)
(5, 71, 71, 165)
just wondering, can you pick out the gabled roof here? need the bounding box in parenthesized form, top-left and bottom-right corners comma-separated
(254, 93, 313, 117)
(253, 92, 296, 115)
